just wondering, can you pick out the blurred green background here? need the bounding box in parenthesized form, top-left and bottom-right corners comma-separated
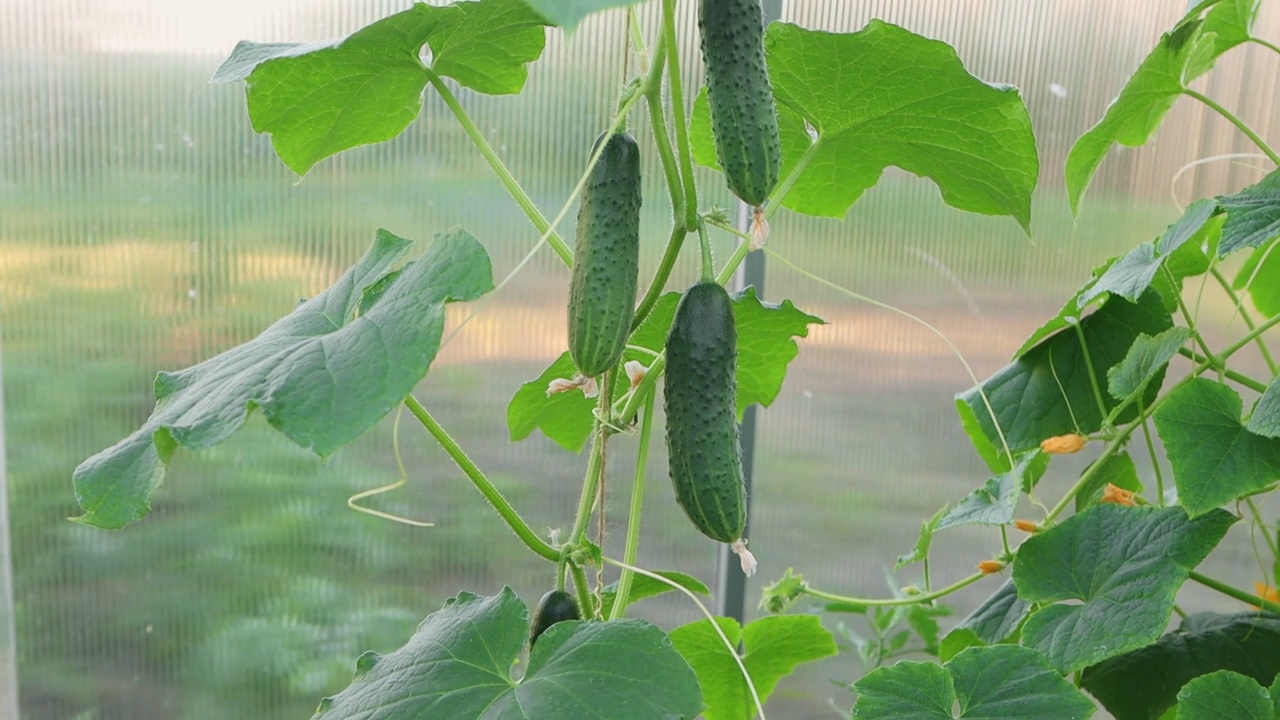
(3, 1, 1280, 718)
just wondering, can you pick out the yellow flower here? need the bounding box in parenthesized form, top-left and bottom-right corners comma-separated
(977, 560, 1004, 575)
(1015, 519, 1038, 533)
(1252, 582, 1279, 610)
(1100, 483, 1136, 506)
(1040, 433, 1088, 454)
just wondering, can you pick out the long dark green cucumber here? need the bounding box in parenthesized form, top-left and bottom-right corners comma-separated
(699, 0, 781, 208)
(568, 131, 642, 378)
(664, 281, 746, 544)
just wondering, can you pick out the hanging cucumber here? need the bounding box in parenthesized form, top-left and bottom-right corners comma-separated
(528, 589, 582, 648)
(664, 280, 756, 575)
(568, 130, 643, 379)
(698, 0, 781, 211)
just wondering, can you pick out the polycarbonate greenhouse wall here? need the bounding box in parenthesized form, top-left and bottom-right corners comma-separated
(2, 1, 1279, 718)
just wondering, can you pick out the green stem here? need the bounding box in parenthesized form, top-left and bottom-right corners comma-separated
(1167, 267, 1216, 361)
(632, 226, 689, 331)
(1246, 496, 1280, 557)
(1219, 309, 1280, 362)
(616, 355, 665, 423)
(403, 395, 559, 561)
(1249, 36, 1280, 60)
(1211, 268, 1279, 375)
(1176, 347, 1268, 393)
(1046, 423, 1142, 522)
(643, 34, 683, 224)
(696, 218, 714, 281)
(569, 561, 597, 619)
(425, 72, 574, 267)
(609, 390, 656, 620)
(1182, 88, 1280, 166)
(1137, 397, 1166, 506)
(1072, 321, 1111, 428)
(802, 572, 987, 608)
(1188, 570, 1280, 615)
(570, 385, 613, 544)
(662, 0, 698, 228)
(764, 137, 823, 221)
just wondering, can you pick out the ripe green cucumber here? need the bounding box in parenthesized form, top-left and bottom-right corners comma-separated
(664, 281, 746, 545)
(698, 0, 781, 208)
(568, 131, 642, 378)
(528, 589, 581, 648)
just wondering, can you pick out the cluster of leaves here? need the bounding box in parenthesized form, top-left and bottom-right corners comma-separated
(66, 0, 1280, 717)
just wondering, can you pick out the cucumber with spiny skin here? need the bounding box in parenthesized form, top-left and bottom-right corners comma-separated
(664, 280, 746, 546)
(528, 589, 581, 648)
(568, 131, 642, 378)
(699, 0, 781, 208)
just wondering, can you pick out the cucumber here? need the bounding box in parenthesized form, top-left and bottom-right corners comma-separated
(568, 131, 642, 378)
(528, 589, 581, 648)
(699, 0, 781, 208)
(664, 281, 746, 545)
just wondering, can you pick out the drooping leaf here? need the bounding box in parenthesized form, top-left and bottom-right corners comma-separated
(1081, 611, 1280, 720)
(1154, 378, 1280, 516)
(851, 645, 1094, 719)
(505, 289, 820, 451)
(211, 0, 551, 174)
(1201, 0, 1262, 55)
(1107, 327, 1194, 402)
(1174, 670, 1274, 720)
(935, 452, 1042, 532)
(1012, 504, 1236, 673)
(669, 615, 837, 720)
(895, 506, 947, 570)
(957, 290, 1172, 459)
(599, 570, 710, 620)
(313, 587, 701, 719)
(938, 578, 1031, 662)
(1013, 257, 1118, 358)
(1066, 4, 1238, 214)
(690, 21, 1037, 230)
(1248, 373, 1280, 439)
(73, 228, 493, 529)
(1218, 169, 1280, 257)
(518, 0, 639, 30)
(1075, 449, 1144, 511)
(1158, 198, 1221, 255)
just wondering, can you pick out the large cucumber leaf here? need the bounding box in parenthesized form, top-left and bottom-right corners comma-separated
(314, 587, 701, 719)
(211, 0, 551, 174)
(1081, 612, 1280, 720)
(690, 21, 1038, 231)
(73, 228, 492, 529)
(1012, 505, 1236, 673)
(1174, 670, 1275, 720)
(851, 645, 1094, 719)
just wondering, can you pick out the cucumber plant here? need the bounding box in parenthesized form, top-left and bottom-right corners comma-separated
(67, 0, 1280, 717)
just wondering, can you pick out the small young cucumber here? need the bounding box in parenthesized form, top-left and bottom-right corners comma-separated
(568, 131, 642, 378)
(528, 589, 581, 648)
(698, 0, 781, 208)
(664, 281, 746, 547)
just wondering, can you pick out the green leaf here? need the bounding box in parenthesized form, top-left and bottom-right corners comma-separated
(1012, 504, 1236, 673)
(1082, 612, 1280, 720)
(957, 290, 1172, 459)
(1233, 238, 1280, 318)
(760, 568, 808, 615)
(1201, 0, 1261, 55)
(1012, 258, 1118, 359)
(938, 579, 1031, 662)
(935, 452, 1041, 532)
(73, 228, 493, 529)
(1158, 198, 1222, 255)
(669, 615, 837, 720)
(1075, 449, 1144, 512)
(691, 21, 1038, 230)
(506, 290, 820, 451)
(599, 570, 710, 620)
(1107, 327, 1194, 402)
(895, 506, 947, 570)
(1153, 378, 1280, 516)
(1248, 373, 1280, 439)
(731, 287, 824, 419)
(518, 0, 639, 30)
(211, 0, 550, 174)
(313, 587, 701, 719)
(1175, 670, 1274, 720)
(1065, 5, 1231, 214)
(907, 605, 949, 655)
(852, 645, 1094, 719)
(1218, 169, 1280, 257)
